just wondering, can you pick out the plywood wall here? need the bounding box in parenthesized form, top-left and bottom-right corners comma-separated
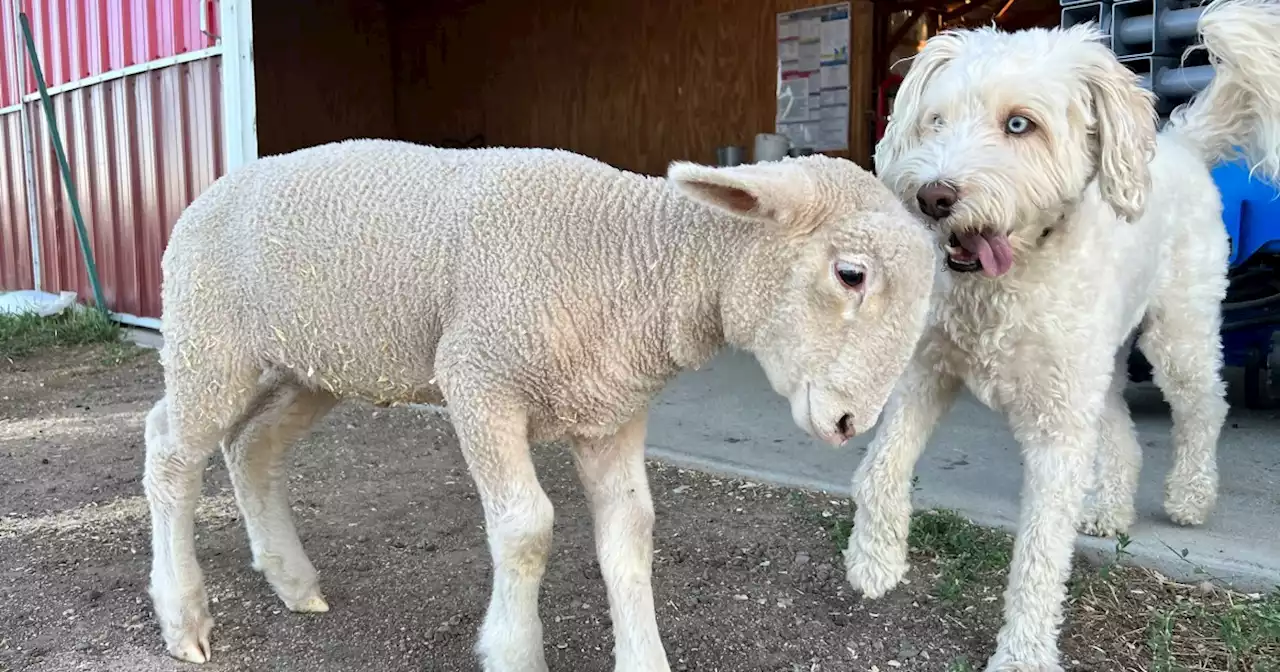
(390, 0, 876, 175)
(253, 0, 399, 158)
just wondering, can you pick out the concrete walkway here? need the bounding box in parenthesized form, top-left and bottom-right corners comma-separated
(646, 349, 1280, 592)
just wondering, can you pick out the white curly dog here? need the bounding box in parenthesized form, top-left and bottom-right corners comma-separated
(842, 0, 1280, 670)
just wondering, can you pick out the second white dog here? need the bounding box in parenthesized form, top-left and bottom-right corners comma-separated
(843, 1, 1280, 670)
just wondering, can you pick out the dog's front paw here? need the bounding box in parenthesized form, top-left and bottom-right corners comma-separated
(1164, 470, 1217, 527)
(1076, 503, 1134, 538)
(843, 539, 909, 599)
(983, 650, 1064, 672)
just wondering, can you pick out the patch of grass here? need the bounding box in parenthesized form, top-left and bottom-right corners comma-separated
(1074, 556, 1280, 672)
(1146, 589, 1280, 672)
(791, 495, 1012, 602)
(907, 509, 1013, 602)
(792, 491, 1280, 670)
(0, 307, 125, 361)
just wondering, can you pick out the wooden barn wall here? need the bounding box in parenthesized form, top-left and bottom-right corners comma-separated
(389, 0, 876, 175)
(252, 0, 398, 158)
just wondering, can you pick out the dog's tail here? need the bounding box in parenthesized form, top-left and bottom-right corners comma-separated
(1164, 0, 1280, 182)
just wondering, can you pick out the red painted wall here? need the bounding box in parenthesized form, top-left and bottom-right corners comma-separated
(13, 0, 218, 91)
(0, 0, 224, 318)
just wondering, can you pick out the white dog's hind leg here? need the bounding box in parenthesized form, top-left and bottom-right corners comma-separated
(571, 412, 671, 672)
(222, 384, 337, 613)
(1137, 295, 1227, 527)
(845, 351, 961, 599)
(452, 396, 553, 672)
(1078, 350, 1142, 538)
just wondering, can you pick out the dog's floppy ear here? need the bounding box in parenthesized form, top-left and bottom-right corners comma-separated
(874, 33, 962, 177)
(1076, 37, 1158, 222)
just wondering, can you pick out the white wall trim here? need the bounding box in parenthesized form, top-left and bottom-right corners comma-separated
(18, 47, 223, 101)
(219, 0, 258, 170)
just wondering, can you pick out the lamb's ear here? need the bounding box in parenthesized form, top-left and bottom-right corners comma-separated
(874, 33, 961, 177)
(1076, 35, 1158, 221)
(666, 159, 817, 229)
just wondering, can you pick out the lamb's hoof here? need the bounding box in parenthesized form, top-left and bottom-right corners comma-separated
(287, 594, 330, 613)
(843, 542, 908, 599)
(1164, 473, 1217, 527)
(1076, 506, 1133, 538)
(163, 615, 214, 664)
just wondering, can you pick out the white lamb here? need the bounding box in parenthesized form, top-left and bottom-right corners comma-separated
(843, 0, 1280, 670)
(142, 139, 938, 671)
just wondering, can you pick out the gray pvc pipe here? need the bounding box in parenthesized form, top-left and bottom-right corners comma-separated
(1117, 6, 1204, 45)
(1154, 63, 1215, 97)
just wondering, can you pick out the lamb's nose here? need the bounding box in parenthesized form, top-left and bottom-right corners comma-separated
(836, 413, 855, 440)
(916, 182, 958, 220)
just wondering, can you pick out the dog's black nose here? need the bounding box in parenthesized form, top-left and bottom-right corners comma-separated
(916, 182, 958, 220)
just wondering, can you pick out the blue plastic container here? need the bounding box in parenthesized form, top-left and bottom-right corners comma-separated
(1213, 158, 1280, 373)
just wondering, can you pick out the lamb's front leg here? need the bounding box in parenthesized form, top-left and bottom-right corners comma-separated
(985, 390, 1104, 672)
(450, 395, 554, 672)
(571, 412, 670, 672)
(845, 351, 961, 598)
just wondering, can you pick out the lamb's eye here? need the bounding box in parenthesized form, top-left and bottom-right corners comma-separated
(834, 262, 866, 290)
(1005, 114, 1034, 135)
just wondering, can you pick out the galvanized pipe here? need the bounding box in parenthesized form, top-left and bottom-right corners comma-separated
(1116, 6, 1203, 45)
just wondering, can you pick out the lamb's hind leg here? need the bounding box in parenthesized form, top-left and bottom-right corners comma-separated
(221, 381, 337, 613)
(1138, 291, 1228, 526)
(145, 391, 239, 663)
(571, 412, 670, 672)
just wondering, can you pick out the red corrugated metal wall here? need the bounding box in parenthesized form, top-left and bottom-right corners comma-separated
(29, 60, 223, 317)
(0, 0, 33, 290)
(0, 111, 34, 290)
(21, 0, 218, 90)
(0, 1, 225, 318)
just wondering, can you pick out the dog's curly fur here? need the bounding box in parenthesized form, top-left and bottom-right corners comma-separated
(842, 1, 1280, 670)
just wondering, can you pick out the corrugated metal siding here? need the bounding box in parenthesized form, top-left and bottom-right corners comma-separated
(0, 110, 34, 290)
(0, 0, 19, 107)
(30, 57, 223, 317)
(16, 0, 219, 91)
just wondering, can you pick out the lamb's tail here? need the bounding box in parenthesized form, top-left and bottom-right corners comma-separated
(1165, 0, 1280, 182)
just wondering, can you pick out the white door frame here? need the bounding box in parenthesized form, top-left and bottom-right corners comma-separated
(219, 0, 259, 171)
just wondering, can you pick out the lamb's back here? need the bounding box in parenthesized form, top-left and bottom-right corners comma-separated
(160, 138, 668, 405)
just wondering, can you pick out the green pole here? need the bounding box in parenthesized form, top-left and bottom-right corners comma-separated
(18, 11, 108, 313)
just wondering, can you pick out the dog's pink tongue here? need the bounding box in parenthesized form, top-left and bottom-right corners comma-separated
(956, 232, 1014, 277)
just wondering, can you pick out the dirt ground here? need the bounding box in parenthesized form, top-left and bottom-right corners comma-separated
(0, 344, 1275, 672)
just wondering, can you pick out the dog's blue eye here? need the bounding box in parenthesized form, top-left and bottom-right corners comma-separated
(1005, 115, 1033, 135)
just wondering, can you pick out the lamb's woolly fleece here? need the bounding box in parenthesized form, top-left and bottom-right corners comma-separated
(846, 2, 1280, 671)
(142, 138, 937, 670)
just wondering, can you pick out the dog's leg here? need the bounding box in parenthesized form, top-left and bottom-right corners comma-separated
(1137, 299, 1226, 527)
(985, 365, 1108, 672)
(845, 345, 961, 599)
(1078, 348, 1142, 538)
